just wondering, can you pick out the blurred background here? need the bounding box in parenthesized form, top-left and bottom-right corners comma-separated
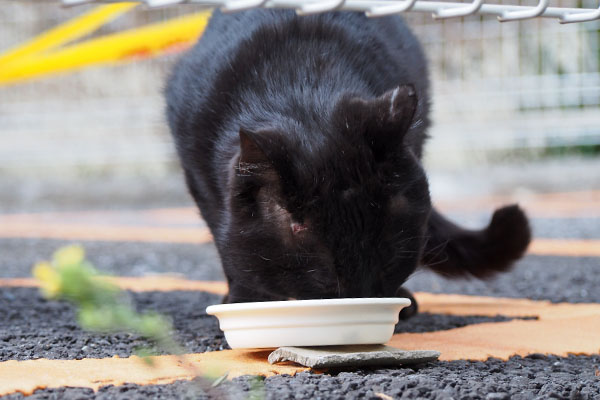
(1, 0, 599, 214)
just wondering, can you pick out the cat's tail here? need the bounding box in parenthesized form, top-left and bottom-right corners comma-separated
(421, 205, 531, 279)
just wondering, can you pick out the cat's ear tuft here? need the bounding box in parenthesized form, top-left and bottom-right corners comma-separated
(368, 85, 418, 154)
(384, 85, 417, 130)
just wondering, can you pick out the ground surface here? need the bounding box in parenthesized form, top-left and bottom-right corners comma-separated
(0, 180, 599, 399)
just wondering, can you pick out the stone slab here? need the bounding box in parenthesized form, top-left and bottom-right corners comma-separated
(268, 345, 440, 369)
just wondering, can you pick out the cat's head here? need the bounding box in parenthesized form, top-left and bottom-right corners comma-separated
(224, 85, 431, 302)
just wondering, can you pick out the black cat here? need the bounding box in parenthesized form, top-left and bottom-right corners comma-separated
(165, 10, 530, 318)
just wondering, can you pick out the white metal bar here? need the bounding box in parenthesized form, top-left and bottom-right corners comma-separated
(221, 0, 268, 13)
(60, 0, 600, 23)
(497, 0, 549, 21)
(365, 0, 418, 17)
(433, 0, 483, 19)
(559, 2, 600, 23)
(344, 1, 598, 21)
(296, 0, 346, 15)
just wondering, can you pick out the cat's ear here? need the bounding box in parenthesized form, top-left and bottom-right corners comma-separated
(376, 85, 418, 136)
(237, 128, 283, 182)
(239, 128, 270, 165)
(342, 85, 418, 160)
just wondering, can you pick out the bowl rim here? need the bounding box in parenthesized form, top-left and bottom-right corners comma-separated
(206, 297, 411, 314)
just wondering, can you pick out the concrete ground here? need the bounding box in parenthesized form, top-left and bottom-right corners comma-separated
(0, 171, 599, 399)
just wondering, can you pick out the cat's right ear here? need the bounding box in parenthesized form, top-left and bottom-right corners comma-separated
(335, 85, 418, 161)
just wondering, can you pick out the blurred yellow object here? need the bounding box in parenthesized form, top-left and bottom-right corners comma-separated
(54, 244, 86, 267)
(32, 245, 87, 299)
(0, 8, 211, 85)
(0, 3, 138, 67)
(32, 261, 61, 298)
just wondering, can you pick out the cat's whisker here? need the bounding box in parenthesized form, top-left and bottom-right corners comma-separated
(422, 239, 450, 259)
(421, 252, 450, 269)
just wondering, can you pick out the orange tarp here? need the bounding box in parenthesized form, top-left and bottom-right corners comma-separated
(0, 350, 309, 397)
(394, 292, 600, 361)
(0, 276, 228, 295)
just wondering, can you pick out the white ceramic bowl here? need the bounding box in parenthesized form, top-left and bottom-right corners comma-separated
(206, 297, 411, 349)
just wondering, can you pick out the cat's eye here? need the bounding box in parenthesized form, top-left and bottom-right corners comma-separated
(291, 221, 308, 234)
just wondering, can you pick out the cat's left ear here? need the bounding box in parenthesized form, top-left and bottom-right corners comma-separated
(239, 128, 270, 166)
(341, 85, 418, 160)
(236, 128, 286, 185)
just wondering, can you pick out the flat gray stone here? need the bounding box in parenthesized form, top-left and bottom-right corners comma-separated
(268, 345, 440, 368)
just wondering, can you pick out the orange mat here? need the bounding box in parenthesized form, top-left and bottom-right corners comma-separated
(0, 222, 213, 244)
(0, 276, 228, 295)
(0, 350, 310, 397)
(395, 292, 600, 361)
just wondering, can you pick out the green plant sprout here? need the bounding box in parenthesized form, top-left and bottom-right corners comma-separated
(32, 244, 265, 399)
(32, 245, 182, 360)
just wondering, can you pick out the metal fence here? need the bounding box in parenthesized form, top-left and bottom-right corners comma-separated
(403, 3, 600, 162)
(0, 1, 598, 174)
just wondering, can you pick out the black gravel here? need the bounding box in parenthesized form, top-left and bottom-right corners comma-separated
(394, 312, 536, 334)
(406, 255, 600, 304)
(0, 238, 224, 281)
(5, 354, 600, 399)
(0, 288, 226, 361)
(1, 287, 530, 362)
(529, 217, 600, 239)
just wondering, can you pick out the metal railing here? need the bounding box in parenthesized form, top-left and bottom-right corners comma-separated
(1, 2, 598, 174)
(61, 0, 600, 24)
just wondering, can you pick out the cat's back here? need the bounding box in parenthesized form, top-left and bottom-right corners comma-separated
(166, 10, 427, 128)
(166, 11, 295, 115)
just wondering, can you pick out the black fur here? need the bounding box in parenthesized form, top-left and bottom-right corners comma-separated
(166, 10, 531, 317)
